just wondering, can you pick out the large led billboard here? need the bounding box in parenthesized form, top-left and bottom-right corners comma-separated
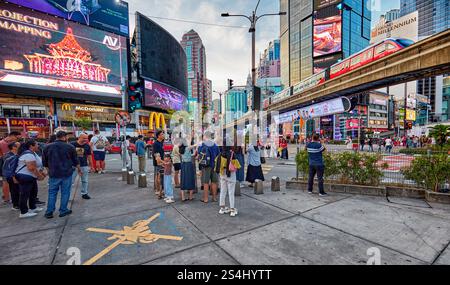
(144, 79, 186, 112)
(313, 4, 342, 57)
(5, 0, 129, 36)
(0, 1, 128, 97)
(136, 12, 188, 95)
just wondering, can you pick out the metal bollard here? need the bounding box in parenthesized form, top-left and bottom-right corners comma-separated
(254, 179, 264, 195)
(127, 171, 135, 185)
(122, 168, 128, 182)
(235, 182, 241, 196)
(271, 177, 280, 192)
(138, 173, 147, 188)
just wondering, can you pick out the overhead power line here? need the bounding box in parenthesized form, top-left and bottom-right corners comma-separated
(132, 14, 249, 29)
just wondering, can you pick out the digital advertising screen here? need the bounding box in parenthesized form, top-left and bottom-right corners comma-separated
(313, 4, 342, 57)
(144, 79, 187, 112)
(0, 1, 128, 96)
(5, 0, 129, 36)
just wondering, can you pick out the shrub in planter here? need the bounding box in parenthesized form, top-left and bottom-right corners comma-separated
(295, 150, 310, 181)
(402, 154, 450, 192)
(336, 152, 388, 186)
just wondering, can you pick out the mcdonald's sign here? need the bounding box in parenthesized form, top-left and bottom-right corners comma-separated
(149, 112, 166, 130)
(61, 104, 72, 111)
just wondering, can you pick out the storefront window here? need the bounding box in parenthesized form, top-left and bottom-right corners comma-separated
(3, 108, 22, 117)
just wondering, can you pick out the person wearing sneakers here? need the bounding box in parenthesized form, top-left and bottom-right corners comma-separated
(43, 131, 81, 219)
(162, 154, 174, 204)
(71, 134, 92, 200)
(90, 130, 109, 174)
(306, 134, 328, 197)
(215, 146, 241, 217)
(15, 139, 47, 218)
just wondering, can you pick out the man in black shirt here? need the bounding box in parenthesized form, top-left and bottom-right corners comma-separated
(71, 134, 92, 200)
(152, 130, 165, 198)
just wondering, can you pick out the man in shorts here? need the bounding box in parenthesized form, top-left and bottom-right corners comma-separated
(198, 131, 220, 203)
(90, 130, 110, 174)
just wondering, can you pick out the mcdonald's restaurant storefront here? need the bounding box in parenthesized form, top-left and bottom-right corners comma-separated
(56, 102, 124, 133)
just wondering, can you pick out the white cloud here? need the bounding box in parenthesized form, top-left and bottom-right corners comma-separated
(126, 0, 280, 97)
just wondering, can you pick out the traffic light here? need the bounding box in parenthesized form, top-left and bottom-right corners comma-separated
(252, 86, 261, 111)
(128, 81, 143, 113)
(227, 79, 234, 90)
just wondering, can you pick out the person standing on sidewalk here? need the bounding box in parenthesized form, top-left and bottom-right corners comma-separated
(171, 138, 181, 188)
(306, 134, 327, 197)
(246, 143, 265, 187)
(215, 146, 241, 217)
(2, 142, 21, 211)
(180, 140, 196, 202)
(71, 134, 92, 200)
(43, 131, 81, 219)
(198, 131, 220, 203)
(152, 130, 165, 199)
(0, 131, 21, 204)
(90, 130, 110, 174)
(162, 154, 174, 204)
(385, 137, 393, 153)
(15, 139, 46, 218)
(135, 135, 146, 173)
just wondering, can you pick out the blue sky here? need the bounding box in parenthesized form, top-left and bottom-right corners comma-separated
(127, 0, 401, 95)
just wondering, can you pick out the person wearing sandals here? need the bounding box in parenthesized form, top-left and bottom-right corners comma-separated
(215, 146, 241, 217)
(246, 143, 265, 187)
(179, 140, 196, 201)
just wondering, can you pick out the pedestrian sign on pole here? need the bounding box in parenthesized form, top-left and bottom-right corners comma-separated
(115, 111, 131, 127)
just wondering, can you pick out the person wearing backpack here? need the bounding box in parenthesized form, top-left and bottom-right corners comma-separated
(214, 146, 241, 217)
(90, 130, 110, 174)
(198, 131, 220, 204)
(2, 141, 21, 211)
(15, 139, 47, 218)
(0, 131, 21, 204)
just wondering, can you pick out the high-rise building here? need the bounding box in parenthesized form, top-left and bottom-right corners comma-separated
(258, 40, 281, 79)
(385, 9, 400, 22)
(225, 88, 248, 124)
(400, 0, 450, 122)
(280, 0, 371, 88)
(180, 30, 208, 122)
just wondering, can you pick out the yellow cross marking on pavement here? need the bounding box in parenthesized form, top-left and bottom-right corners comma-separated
(83, 213, 183, 265)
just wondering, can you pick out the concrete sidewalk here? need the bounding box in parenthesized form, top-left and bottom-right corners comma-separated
(0, 172, 450, 265)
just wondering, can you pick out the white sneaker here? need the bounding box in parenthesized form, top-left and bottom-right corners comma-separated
(230, 209, 238, 217)
(19, 212, 38, 218)
(30, 207, 44, 213)
(219, 207, 231, 215)
(165, 198, 175, 204)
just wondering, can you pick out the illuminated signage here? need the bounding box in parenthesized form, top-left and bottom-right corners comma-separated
(61, 103, 106, 113)
(0, 118, 48, 127)
(144, 79, 186, 111)
(7, 0, 130, 37)
(149, 112, 166, 130)
(0, 2, 127, 97)
(406, 109, 416, 121)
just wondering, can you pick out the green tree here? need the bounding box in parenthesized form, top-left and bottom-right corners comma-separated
(74, 117, 93, 131)
(429, 124, 450, 149)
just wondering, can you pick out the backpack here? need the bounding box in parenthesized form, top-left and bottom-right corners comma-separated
(94, 136, 106, 150)
(2, 151, 31, 180)
(198, 145, 212, 170)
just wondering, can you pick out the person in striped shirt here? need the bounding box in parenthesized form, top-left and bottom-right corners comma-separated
(306, 134, 328, 197)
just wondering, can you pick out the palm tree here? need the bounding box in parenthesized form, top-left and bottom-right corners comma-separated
(429, 124, 450, 149)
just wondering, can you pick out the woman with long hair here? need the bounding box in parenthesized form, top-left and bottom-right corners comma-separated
(215, 146, 241, 217)
(15, 139, 46, 218)
(179, 139, 196, 201)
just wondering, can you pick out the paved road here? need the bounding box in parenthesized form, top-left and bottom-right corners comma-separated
(1, 156, 450, 265)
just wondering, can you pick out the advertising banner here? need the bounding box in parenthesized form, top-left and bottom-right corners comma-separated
(406, 109, 416, 121)
(371, 11, 418, 44)
(274, 97, 346, 124)
(144, 79, 186, 112)
(313, 4, 342, 57)
(0, 2, 128, 96)
(6, 0, 129, 36)
(272, 87, 291, 104)
(293, 71, 326, 96)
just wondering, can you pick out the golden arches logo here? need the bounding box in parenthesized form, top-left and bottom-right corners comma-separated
(149, 112, 166, 130)
(61, 104, 72, 111)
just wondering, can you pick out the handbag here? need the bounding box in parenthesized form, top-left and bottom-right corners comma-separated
(229, 152, 237, 172)
(261, 157, 266, 164)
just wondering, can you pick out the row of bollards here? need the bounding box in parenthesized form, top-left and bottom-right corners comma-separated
(122, 168, 147, 188)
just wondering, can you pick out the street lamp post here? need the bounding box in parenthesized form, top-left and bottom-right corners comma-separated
(221, 1, 286, 89)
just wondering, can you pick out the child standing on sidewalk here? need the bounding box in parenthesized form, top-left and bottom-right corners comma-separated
(214, 147, 241, 217)
(163, 154, 174, 204)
